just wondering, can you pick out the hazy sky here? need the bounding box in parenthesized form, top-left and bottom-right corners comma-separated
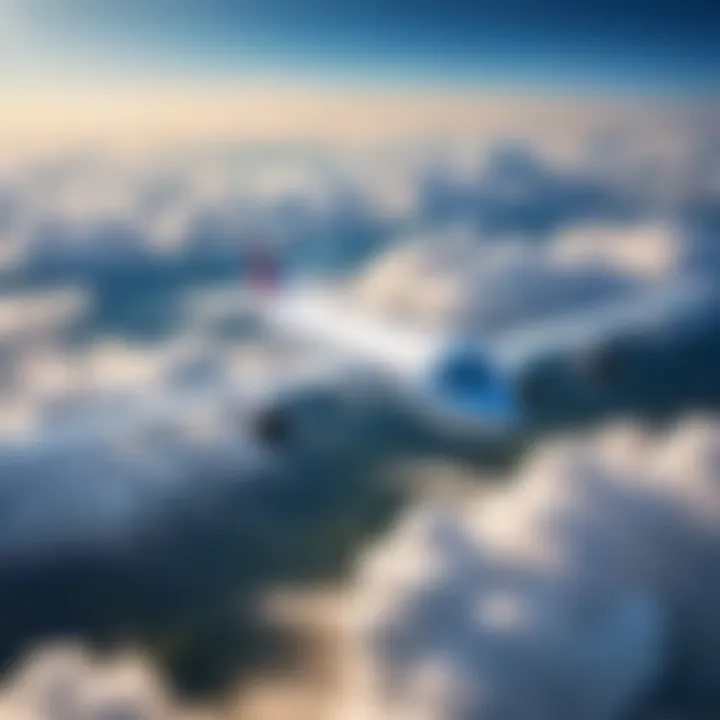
(1, 0, 718, 155)
(4, 0, 719, 93)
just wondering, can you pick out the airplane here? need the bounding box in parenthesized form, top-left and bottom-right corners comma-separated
(238, 252, 720, 465)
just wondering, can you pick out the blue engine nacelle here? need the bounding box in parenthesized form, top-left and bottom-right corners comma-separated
(426, 341, 520, 431)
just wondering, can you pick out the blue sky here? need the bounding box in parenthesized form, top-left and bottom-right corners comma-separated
(8, 0, 720, 94)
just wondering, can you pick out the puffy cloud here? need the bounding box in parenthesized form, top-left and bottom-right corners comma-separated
(550, 223, 683, 279)
(0, 147, 390, 281)
(0, 288, 87, 341)
(417, 143, 635, 235)
(340, 417, 720, 719)
(416, 132, 720, 242)
(0, 288, 90, 437)
(0, 115, 715, 290)
(0, 332, 296, 560)
(0, 642, 175, 720)
(348, 225, 667, 336)
(0, 291, 420, 697)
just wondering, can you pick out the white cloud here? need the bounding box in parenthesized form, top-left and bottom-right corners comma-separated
(0, 642, 174, 720)
(0, 121, 715, 279)
(348, 226, 652, 336)
(340, 417, 720, 719)
(550, 223, 683, 279)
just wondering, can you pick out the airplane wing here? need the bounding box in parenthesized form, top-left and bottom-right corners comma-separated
(485, 273, 720, 423)
(266, 286, 436, 377)
(495, 275, 716, 370)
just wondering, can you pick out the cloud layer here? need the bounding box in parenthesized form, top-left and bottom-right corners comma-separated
(0, 109, 716, 701)
(340, 417, 720, 719)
